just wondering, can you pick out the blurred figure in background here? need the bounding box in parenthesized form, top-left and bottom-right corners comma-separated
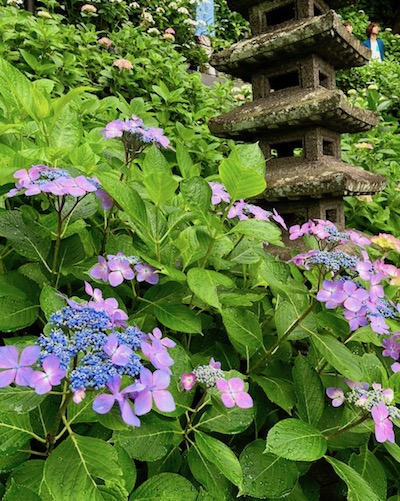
(195, 0, 216, 76)
(363, 22, 385, 62)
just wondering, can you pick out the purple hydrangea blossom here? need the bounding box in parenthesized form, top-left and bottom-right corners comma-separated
(0, 345, 40, 387)
(326, 387, 346, 407)
(101, 116, 170, 149)
(382, 333, 400, 360)
(103, 334, 133, 366)
(30, 355, 66, 394)
(141, 338, 174, 374)
(147, 327, 176, 349)
(227, 200, 246, 220)
(135, 264, 159, 285)
(101, 120, 126, 139)
(133, 368, 175, 415)
(92, 375, 140, 426)
(332, 281, 369, 313)
(371, 403, 395, 443)
(90, 256, 109, 282)
(317, 280, 346, 309)
(216, 378, 253, 409)
(140, 127, 170, 149)
(208, 182, 230, 205)
(272, 208, 287, 230)
(107, 253, 135, 287)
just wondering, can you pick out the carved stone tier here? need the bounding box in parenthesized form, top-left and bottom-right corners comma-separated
(263, 158, 386, 200)
(211, 11, 370, 79)
(227, 0, 356, 22)
(208, 88, 379, 139)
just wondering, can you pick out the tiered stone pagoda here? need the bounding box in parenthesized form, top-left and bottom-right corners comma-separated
(208, 0, 385, 229)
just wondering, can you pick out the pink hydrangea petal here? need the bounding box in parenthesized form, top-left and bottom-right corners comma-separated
(119, 399, 140, 426)
(93, 394, 116, 414)
(0, 369, 16, 387)
(139, 367, 153, 387)
(108, 271, 124, 287)
(19, 345, 41, 366)
(134, 390, 152, 416)
(216, 379, 229, 392)
(153, 390, 175, 412)
(227, 378, 245, 392)
(0, 346, 18, 369)
(112, 346, 133, 366)
(152, 370, 170, 390)
(235, 391, 253, 409)
(221, 393, 235, 408)
(15, 367, 34, 386)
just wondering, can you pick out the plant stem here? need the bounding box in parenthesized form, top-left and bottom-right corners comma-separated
(47, 387, 72, 453)
(325, 413, 369, 441)
(249, 299, 317, 373)
(51, 209, 63, 284)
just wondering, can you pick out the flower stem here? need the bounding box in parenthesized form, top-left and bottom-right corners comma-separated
(325, 413, 369, 441)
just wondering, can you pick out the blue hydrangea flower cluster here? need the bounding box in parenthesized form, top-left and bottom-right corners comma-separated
(307, 250, 359, 273)
(193, 363, 226, 388)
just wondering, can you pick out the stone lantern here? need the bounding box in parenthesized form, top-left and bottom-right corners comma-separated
(208, 0, 385, 229)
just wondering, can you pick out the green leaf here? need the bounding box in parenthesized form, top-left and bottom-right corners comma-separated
(266, 419, 327, 461)
(164, 345, 196, 417)
(221, 307, 264, 357)
(40, 286, 66, 320)
(311, 333, 364, 381)
(187, 268, 234, 310)
(0, 210, 51, 261)
(97, 172, 148, 230)
(0, 387, 45, 414)
(129, 473, 197, 500)
(199, 404, 253, 435)
(384, 441, 400, 463)
(0, 56, 35, 121)
(239, 440, 298, 498)
(292, 355, 324, 426)
(232, 219, 282, 246)
(188, 446, 232, 499)
(0, 449, 30, 474)
(349, 449, 387, 500)
(143, 172, 178, 205)
(0, 413, 34, 456)
(49, 104, 83, 149)
(7, 460, 53, 500)
(142, 145, 170, 175)
(325, 456, 380, 501)
(113, 413, 182, 462)
(251, 374, 296, 415)
(44, 435, 126, 501)
(219, 145, 266, 200)
(3, 480, 42, 501)
(115, 445, 137, 495)
(180, 177, 211, 218)
(195, 431, 242, 487)
(275, 301, 317, 341)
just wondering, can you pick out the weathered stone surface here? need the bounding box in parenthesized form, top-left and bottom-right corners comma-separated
(263, 158, 386, 200)
(227, 0, 356, 19)
(208, 88, 379, 138)
(211, 11, 370, 78)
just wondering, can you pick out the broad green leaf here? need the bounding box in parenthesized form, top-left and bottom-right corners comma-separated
(195, 431, 242, 487)
(97, 172, 148, 230)
(0, 449, 30, 474)
(130, 473, 197, 500)
(176, 141, 194, 179)
(0, 387, 45, 414)
(188, 446, 232, 499)
(219, 146, 266, 200)
(3, 480, 41, 501)
(235, 143, 266, 176)
(0, 413, 35, 456)
(325, 456, 380, 501)
(44, 435, 126, 501)
(49, 104, 83, 149)
(239, 440, 298, 498)
(147, 446, 182, 476)
(0, 57, 35, 120)
(142, 144, 170, 175)
(292, 355, 324, 426)
(0, 210, 51, 261)
(154, 303, 201, 334)
(221, 308, 264, 357)
(7, 460, 52, 500)
(231, 219, 282, 246)
(187, 268, 234, 310)
(199, 403, 253, 435)
(275, 301, 317, 341)
(172, 226, 210, 268)
(40, 286, 66, 320)
(143, 172, 178, 205)
(251, 374, 296, 415)
(311, 333, 364, 381)
(180, 177, 211, 218)
(384, 441, 400, 463)
(0, 296, 39, 332)
(115, 445, 137, 495)
(349, 449, 387, 500)
(113, 413, 182, 461)
(266, 419, 327, 461)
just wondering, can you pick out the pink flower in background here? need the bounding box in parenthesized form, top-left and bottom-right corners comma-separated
(113, 59, 133, 70)
(209, 182, 230, 205)
(181, 373, 196, 391)
(90, 256, 109, 282)
(107, 253, 135, 287)
(216, 378, 253, 408)
(165, 28, 176, 34)
(81, 4, 97, 13)
(98, 37, 112, 47)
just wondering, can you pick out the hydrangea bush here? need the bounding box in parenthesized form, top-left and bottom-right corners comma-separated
(1, 34, 400, 501)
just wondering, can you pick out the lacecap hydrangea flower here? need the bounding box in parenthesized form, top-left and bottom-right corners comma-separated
(0, 283, 176, 426)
